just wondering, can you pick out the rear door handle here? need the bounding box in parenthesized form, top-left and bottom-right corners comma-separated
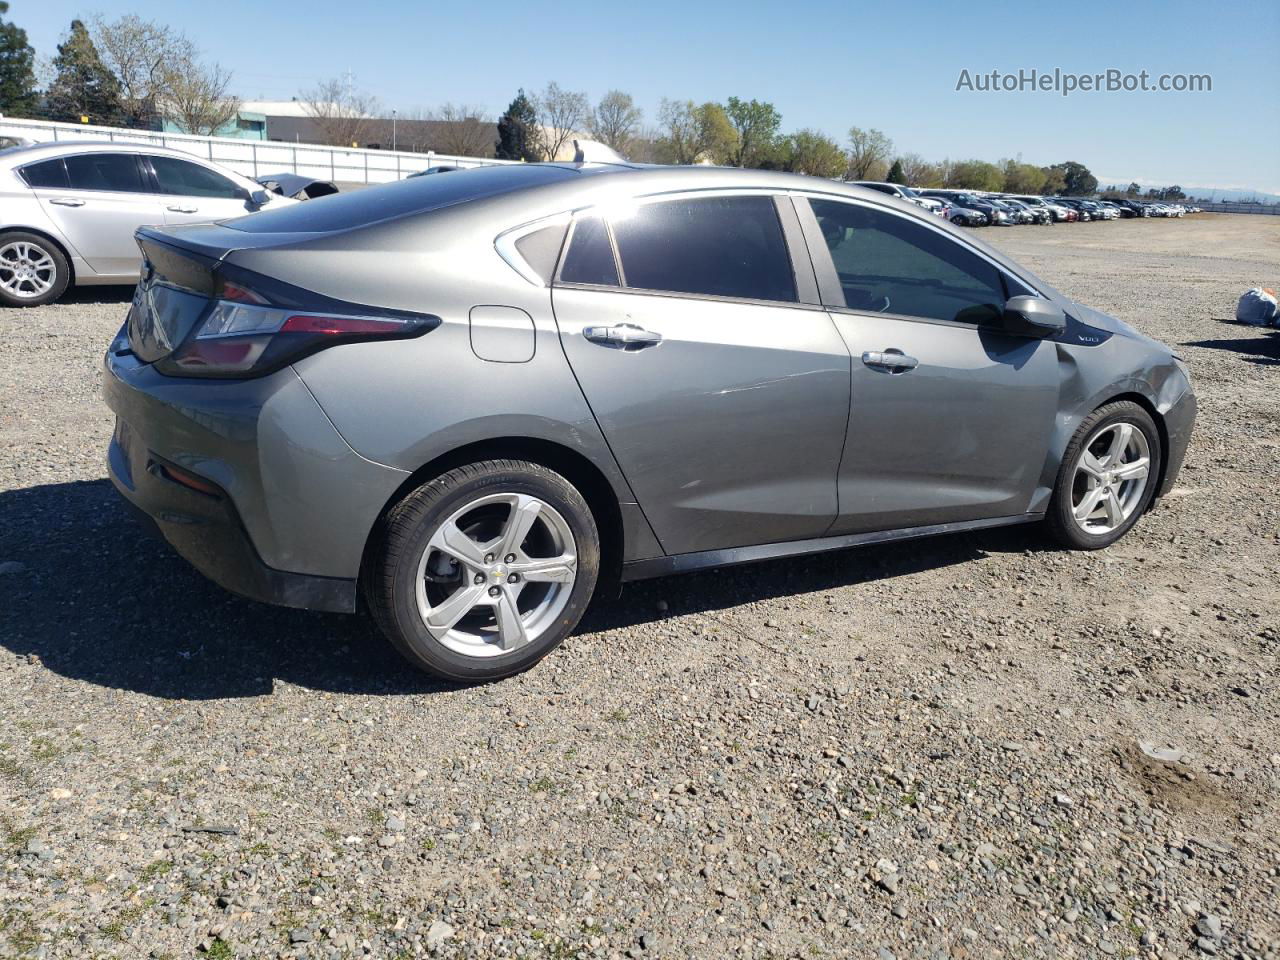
(48, 197, 85, 207)
(862, 349, 919, 371)
(166, 204, 199, 214)
(583, 323, 663, 348)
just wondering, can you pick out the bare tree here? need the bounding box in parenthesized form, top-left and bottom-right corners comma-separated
(846, 127, 894, 180)
(896, 152, 944, 188)
(301, 77, 380, 147)
(90, 15, 191, 128)
(158, 58, 240, 136)
(431, 103, 492, 157)
(533, 82, 588, 160)
(587, 90, 641, 155)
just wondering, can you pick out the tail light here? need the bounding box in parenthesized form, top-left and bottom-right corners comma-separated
(155, 281, 436, 378)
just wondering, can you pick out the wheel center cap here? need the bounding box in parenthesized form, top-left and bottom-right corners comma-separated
(490, 565, 508, 582)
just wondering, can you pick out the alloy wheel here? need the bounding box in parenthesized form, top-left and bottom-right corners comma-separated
(0, 241, 56, 300)
(1070, 421, 1151, 535)
(414, 492, 578, 658)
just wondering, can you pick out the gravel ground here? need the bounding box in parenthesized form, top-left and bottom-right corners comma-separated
(0, 213, 1277, 960)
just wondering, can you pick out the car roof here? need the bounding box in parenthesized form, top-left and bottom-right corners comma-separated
(0, 139, 227, 168)
(226, 162, 953, 237)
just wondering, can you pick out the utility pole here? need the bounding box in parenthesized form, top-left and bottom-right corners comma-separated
(392, 109, 397, 151)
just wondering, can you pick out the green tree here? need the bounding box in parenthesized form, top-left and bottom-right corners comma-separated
(1126, 181, 1141, 197)
(495, 88, 540, 161)
(722, 96, 781, 168)
(0, 2, 36, 116)
(947, 159, 1004, 191)
(1039, 166, 1067, 195)
(654, 99, 735, 165)
(885, 158, 906, 184)
(1001, 159, 1048, 194)
(773, 130, 845, 178)
(44, 19, 124, 125)
(1047, 161, 1097, 196)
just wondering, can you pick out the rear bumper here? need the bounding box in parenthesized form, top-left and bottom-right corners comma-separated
(108, 433, 357, 612)
(103, 344, 409, 613)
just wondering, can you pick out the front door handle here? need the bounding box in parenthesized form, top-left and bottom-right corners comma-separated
(583, 323, 663, 348)
(166, 204, 199, 214)
(48, 197, 85, 207)
(862, 349, 919, 372)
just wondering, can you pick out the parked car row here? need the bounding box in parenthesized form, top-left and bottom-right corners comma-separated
(850, 180, 1199, 227)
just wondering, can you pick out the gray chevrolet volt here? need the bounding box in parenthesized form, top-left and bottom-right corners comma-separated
(104, 157, 1196, 680)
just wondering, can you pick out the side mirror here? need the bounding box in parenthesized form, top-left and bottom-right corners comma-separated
(249, 189, 271, 208)
(1003, 295, 1065, 338)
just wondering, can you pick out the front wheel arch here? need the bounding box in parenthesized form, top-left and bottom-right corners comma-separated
(1099, 392, 1170, 507)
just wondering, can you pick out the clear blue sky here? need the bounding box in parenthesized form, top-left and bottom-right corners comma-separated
(17, 0, 1280, 194)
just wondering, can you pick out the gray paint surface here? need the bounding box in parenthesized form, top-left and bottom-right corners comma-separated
(104, 162, 1196, 605)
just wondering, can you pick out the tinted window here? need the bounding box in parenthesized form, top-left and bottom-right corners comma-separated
(810, 198, 1007, 325)
(513, 222, 568, 284)
(559, 216, 618, 286)
(150, 156, 245, 199)
(21, 158, 68, 188)
(610, 196, 796, 303)
(64, 153, 145, 193)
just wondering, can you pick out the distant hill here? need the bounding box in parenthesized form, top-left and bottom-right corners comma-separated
(1098, 178, 1280, 204)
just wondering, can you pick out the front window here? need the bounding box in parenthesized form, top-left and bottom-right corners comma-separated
(150, 157, 247, 200)
(809, 198, 1009, 325)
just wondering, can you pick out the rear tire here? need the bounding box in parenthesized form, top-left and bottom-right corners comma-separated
(366, 459, 600, 681)
(1046, 401, 1162, 550)
(0, 231, 70, 307)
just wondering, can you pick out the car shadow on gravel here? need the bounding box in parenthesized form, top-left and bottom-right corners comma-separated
(57, 285, 136, 306)
(1184, 328, 1280, 366)
(0, 479, 451, 700)
(0, 478, 1045, 699)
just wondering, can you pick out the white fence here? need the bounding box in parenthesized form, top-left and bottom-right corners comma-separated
(0, 117, 512, 185)
(1192, 201, 1280, 216)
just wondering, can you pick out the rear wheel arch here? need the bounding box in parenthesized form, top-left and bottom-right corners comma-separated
(361, 437, 625, 596)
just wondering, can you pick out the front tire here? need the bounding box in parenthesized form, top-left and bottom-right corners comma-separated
(366, 459, 600, 681)
(0, 232, 70, 307)
(1046, 401, 1162, 550)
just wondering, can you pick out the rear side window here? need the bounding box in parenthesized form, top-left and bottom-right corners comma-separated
(64, 153, 145, 193)
(810, 198, 1008, 325)
(610, 196, 796, 303)
(150, 156, 246, 199)
(560, 216, 618, 286)
(21, 158, 68, 188)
